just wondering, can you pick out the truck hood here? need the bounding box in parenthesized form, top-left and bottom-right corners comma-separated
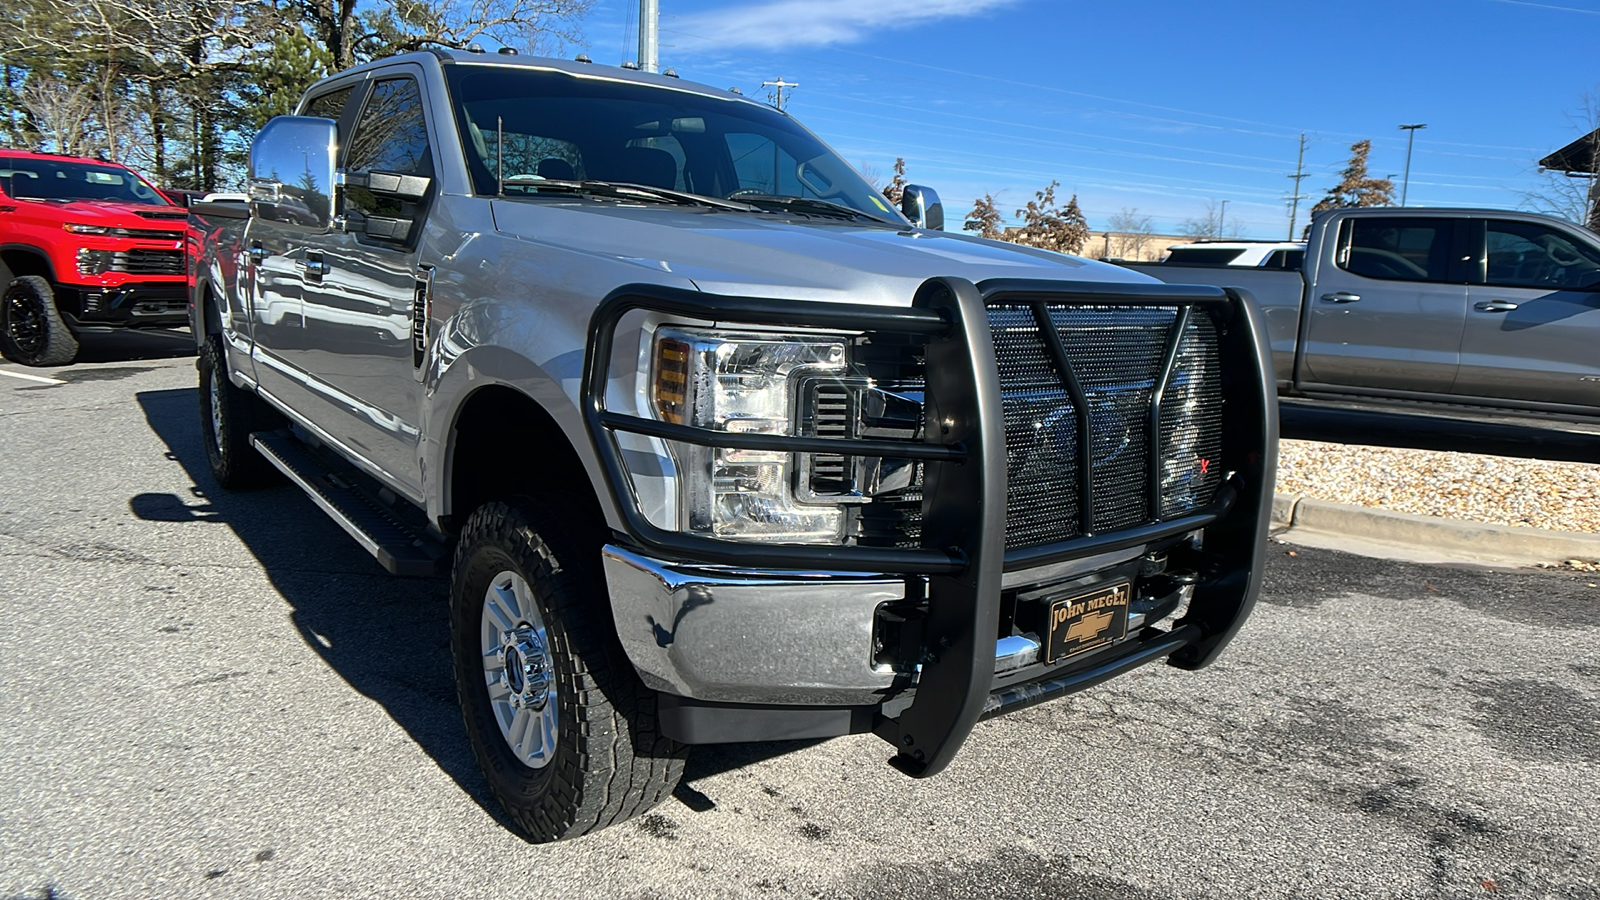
(46, 199, 188, 228)
(489, 200, 1154, 304)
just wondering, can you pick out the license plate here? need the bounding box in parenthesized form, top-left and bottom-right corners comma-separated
(1045, 582, 1131, 663)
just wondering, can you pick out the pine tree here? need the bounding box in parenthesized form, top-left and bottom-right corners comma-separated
(1312, 140, 1395, 213)
(1057, 193, 1090, 254)
(964, 193, 1003, 239)
(1007, 181, 1091, 255)
(881, 157, 907, 205)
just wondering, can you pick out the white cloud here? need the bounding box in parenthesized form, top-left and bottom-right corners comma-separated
(670, 0, 1020, 51)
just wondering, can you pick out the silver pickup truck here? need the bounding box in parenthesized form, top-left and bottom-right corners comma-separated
(189, 48, 1276, 842)
(1128, 207, 1600, 418)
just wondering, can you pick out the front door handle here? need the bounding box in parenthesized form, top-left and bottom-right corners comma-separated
(1473, 299, 1519, 312)
(301, 251, 328, 280)
(247, 242, 267, 265)
(1320, 291, 1361, 303)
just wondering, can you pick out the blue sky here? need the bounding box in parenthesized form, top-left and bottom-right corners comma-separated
(564, 0, 1600, 239)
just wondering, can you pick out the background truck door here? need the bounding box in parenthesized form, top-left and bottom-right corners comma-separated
(1300, 215, 1468, 394)
(287, 71, 433, 498)
(1453, 217, 1600, 411)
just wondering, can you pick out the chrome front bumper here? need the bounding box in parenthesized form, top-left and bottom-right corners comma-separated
(602, 545, 907, 705)
(601, 541, 1193, 708)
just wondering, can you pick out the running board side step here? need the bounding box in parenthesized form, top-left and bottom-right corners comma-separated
(250, 430, 445, 576)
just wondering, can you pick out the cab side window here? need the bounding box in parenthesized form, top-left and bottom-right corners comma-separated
(342, 77, 433, 231)
(1485, 220, 1600, 290)
(1337, 218, 1453, 282)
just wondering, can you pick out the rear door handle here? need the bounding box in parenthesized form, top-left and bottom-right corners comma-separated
(1320, 292, 1361, 303)
(1474, 299, 1519, 312)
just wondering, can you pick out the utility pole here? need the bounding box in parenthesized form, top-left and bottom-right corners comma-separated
(1286, 132, 1309, 240)
(762, 77, 798, 112)
(1218, 199, 1228, 238)
(759, 77, 798, 192)
(1399, 123, 1426, 207)
(637, 0, 659, 73)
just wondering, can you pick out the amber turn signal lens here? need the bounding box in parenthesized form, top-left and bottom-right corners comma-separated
(653, 337, 690, 424)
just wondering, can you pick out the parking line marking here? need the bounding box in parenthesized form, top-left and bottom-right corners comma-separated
(0, 369, 66, 385)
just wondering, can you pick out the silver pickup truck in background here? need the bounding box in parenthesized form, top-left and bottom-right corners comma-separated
(1125, 207, 1600, 419)
(188, 48, 1276, 842)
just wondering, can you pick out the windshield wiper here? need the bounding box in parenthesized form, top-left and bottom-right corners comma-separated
(732, 194, 898, 225)
(510, 179, 760, 212)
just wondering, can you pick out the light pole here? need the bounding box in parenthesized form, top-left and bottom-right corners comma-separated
(1399, 124, 1426, 206)
(638, 0, 659, 73)
(1218, 199, 1228, 237)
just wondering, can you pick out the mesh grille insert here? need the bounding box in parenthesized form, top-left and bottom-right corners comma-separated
(986, 302, 1223, 550)
(1159, 314, 1224, 518)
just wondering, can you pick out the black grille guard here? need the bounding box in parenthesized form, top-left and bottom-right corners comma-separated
(582, 276, 1278, 778)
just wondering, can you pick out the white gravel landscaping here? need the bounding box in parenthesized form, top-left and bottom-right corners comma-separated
(1276, 439, 1600, 536)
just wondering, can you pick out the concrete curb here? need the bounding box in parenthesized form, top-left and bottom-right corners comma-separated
(1271, 493, 1600, 566)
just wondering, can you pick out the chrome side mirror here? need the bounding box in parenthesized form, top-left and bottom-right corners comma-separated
(248, 116, 339, 230)
(900, 184, 944, 231)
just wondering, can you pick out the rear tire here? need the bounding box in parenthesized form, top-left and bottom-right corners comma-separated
(0, 276, 78, 366)
(197, 332, 280, 488)
(451, 496, 686, 843)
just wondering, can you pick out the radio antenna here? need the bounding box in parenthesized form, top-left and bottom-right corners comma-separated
(497, 115, 505, 196)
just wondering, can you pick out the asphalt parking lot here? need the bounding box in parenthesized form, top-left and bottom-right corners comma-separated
(2, 340, 1597, 899)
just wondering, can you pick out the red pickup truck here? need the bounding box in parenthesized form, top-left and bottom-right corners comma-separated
(0, 150, 191, 365)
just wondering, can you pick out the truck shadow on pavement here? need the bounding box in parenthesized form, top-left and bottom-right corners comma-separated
(73, 328, 196, 363)
(130, 386, 813, 826)
(129, 387, 522, 831)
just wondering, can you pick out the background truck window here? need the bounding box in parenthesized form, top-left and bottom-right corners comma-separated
(1338, 218, 1452, 282)
(1164, 247, 1245, 266)
(1485, 219, 1600, 290)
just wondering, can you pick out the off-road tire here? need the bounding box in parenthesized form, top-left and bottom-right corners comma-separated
(0, 276, 78, 366)
(197, 332, 281, 488)
(451, 497, 687, 843)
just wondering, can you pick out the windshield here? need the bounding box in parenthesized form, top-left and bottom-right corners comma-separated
(0, 157, 171, 205)
(444, 64, 904, 223)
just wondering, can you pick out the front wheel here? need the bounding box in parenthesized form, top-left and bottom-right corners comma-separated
(0, 276, 78, 366)
(451, 497, 686, 842)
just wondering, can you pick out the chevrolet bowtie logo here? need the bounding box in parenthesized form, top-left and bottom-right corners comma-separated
(1064, 610, 1116, 643)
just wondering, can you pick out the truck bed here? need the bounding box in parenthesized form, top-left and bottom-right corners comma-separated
(1117, 262, 1304, 386)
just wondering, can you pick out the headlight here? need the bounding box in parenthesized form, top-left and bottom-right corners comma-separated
(76, 248, 112, 276)
(651, 327, 848, 543)
(63, 223, 109, 234)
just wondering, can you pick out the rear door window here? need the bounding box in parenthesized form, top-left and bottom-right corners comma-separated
(1337, 218, 1454, 282)
(1484, 219, 1600, 290)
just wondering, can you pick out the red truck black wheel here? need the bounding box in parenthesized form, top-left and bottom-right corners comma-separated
(0, 276, 78, 367)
